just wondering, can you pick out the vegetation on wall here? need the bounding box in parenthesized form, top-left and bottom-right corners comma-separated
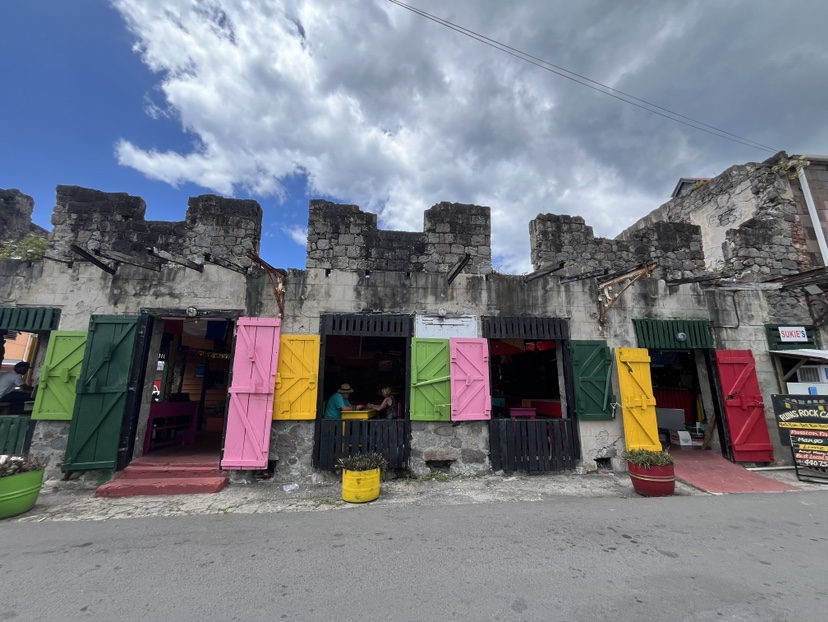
(0, 234, 48, 260)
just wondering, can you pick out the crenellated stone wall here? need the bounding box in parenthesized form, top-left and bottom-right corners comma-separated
(306, 200, 492, 274)
(1, 189, 48, 241)
(49, 185, 262, 266)
(529, 215, 706, 280)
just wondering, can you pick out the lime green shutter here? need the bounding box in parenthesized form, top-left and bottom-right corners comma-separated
(31, 331, 87, 421)
(410, 338, 451, 421)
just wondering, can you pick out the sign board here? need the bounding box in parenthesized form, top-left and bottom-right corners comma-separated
(778, 326, 808, 342)
(771, 394, 828, 484)
(414, 314, 478, 339)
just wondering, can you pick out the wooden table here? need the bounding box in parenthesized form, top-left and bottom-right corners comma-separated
(342, 409, 378, 420)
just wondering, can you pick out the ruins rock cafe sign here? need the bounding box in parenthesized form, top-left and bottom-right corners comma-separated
(771, 395, 828, 484)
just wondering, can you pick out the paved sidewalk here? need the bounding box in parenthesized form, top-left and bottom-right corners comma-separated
(11, 467, 824, 523)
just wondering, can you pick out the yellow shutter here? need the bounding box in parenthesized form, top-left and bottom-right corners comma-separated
(615, 348, 662, 451)
(273, 335, 320, 420)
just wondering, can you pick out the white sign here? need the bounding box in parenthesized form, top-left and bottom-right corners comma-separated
(779, 326, 808, 342)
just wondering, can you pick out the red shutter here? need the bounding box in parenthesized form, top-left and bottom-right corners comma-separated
(450, 338, 491, 421)
(221, 318, 281, 470)
(715, 350, 774, 462)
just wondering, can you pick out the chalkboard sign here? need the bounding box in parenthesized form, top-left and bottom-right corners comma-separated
(771, 395, 828, 484)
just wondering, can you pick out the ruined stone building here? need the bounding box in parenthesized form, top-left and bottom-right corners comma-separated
(1, 150, 827, 493)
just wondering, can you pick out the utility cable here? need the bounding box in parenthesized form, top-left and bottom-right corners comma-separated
(388, 0, 778, 153)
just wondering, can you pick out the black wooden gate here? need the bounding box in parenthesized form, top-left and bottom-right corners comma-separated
(314, 419, 411, 471)
(490, 418, 578, 472)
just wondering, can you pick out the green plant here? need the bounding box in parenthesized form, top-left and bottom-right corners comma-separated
(0, 233, 49, 261)
(0, 455, 44, 478)
(623, 448, 674, 467)
(337, 452, 388, 472)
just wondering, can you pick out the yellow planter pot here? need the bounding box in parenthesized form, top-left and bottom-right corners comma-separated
(342, 468, 381, 503)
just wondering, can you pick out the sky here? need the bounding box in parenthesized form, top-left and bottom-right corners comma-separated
(2, 1, 828, 274)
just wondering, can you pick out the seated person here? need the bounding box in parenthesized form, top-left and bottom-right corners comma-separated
(323, 383, 363, 419)
(367, 387, 398, 419)
(0, 361, 34, 414)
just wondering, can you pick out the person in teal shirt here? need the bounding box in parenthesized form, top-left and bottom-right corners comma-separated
(324, 383, 363, 419)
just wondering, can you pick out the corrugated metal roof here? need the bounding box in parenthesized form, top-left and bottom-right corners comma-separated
(770, 349, 828, 362)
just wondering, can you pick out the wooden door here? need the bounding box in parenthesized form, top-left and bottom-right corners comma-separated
(273, 334, 319, 420)
(221, 318, 281, 469)
(410, 338, 451, 421)
(31, 331, 87, 421)
(571, 340, 615, 420)
(616, 348, 661, 451)
(450, 338, 491, 421)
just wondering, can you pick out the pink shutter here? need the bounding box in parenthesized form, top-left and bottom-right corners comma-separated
(450, 338, 492, 421)
(221, 318, 281, 470)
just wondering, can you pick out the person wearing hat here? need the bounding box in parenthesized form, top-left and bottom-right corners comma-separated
(0, 361, 34, 412)
(323, 383, 363, 420)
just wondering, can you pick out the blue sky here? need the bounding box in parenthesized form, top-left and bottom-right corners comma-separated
(3, 1, 827, 273)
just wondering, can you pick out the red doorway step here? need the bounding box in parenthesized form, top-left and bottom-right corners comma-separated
(96, 452, 228, 498)
(671, 448, 797, 494)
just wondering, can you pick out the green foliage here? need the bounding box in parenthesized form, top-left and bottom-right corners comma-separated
(0, 234, 49, 261)
(623, 448, 675, 467)
(0, 455, 44, 478)
(337, 452, 388, 472)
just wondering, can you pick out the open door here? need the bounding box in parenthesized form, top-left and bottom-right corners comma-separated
(63, 316, 140, 472)
(31, 331, 87, 421)
(410, 338, 450, 421)
(221, 318, 281, 470)
(450, 338, 491, 421)
(715, 350, 774, 462)
(273, 334, 319, 420)
(616, 348, 661, 451)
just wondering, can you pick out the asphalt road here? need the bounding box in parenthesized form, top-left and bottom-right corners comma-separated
(3, 491, 827, 622)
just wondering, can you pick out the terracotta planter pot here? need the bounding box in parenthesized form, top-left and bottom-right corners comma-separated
(627, 462, 675, 497)
(342, 468, 381, 503)
(0, 469, 45, 519)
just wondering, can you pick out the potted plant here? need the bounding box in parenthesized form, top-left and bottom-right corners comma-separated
(0, 455, 45, 519)
(337, 452, 387, 503)
(623, 448, 675, 497)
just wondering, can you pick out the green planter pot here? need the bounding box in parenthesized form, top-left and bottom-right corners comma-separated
(0, 469, 45, 519)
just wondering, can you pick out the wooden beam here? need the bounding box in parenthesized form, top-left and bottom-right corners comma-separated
(523, 261, 566, 283)
(149, 247, 204, 272)
(447, 253, 471, 285)
(204, 253, 249, 275)
(97, 249, 161, 272)
(69, 244, 116, 275)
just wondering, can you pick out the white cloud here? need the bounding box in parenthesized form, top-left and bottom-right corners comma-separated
(112, 0, 828, 273)
(281, 224, 309, 247)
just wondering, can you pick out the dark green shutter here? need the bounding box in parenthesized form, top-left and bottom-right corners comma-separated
(764, 324, 821, 350)
(0, 416, 34, 454)
(633, 319, 714, 349)
(410, 338, 451, 421)
(62, 316, 140, 472)
(0, 307, 60, 331)
(571, 340, 615, 420)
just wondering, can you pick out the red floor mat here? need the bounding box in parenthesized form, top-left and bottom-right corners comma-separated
(671, 448, 797, 494)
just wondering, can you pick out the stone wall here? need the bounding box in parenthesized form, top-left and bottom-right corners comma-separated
(0, 189, 48, 241)
(618, 156, 816, 276)
(50, 185, 262, 266)
(529, 215, 706, 281)
(306, 200, 492, 275)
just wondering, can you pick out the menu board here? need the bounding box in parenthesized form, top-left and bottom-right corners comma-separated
(771, 395, 828, 484)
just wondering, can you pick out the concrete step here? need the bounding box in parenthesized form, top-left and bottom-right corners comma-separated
(96, 476, 228, 498)
(116, 465, 224, 480)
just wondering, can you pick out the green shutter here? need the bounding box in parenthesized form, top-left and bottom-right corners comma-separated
(0, 307, 60, 331)
(0, 416, 34, 454)
(765, 324, 821, 350)
(571, 340, 615, 420)
(410, 338, 451, 421)
(633, 319, 714, 350)
(62, 316, 140, 472)
(31, 331, 87, 421)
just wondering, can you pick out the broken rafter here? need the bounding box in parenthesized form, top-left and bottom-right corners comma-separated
(447, 253, 472, 285)
(96, 248, 161, 272)
(559, 267, 609, 284)
(598, 262, 658, 326)
(204, 253, 250, 275)
(148, 247, 204, 272)
(665, 272, 737, 287)
(247, 251, 287, 318)
(70, 244, 116, 275)
(523, 261, 566, 284)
